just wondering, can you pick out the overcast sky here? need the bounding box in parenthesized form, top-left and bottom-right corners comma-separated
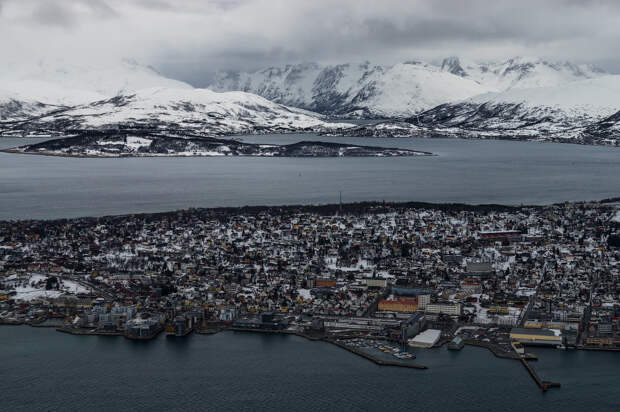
(1, 0, 620, 86)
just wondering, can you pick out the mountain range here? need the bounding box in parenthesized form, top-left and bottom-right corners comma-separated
(1, 57, 618, 146)
(212, 56, 607, 118)
(329, 74, 620, 144)
(0, 59, 350, 138)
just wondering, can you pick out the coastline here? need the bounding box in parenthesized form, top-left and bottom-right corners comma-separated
(3, 196, 618, 224)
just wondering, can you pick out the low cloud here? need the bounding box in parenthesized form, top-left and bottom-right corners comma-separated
(1, 0, 619, 86)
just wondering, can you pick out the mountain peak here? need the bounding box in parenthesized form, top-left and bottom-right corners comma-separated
(441, 57, 467, 77)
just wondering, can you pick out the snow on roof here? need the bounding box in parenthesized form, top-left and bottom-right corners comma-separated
(410, 329, 441, 344)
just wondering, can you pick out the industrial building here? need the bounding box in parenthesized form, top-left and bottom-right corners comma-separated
(408, 329, 441, 348)
(509, 328, 562, 346)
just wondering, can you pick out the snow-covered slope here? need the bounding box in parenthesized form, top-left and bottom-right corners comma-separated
(1, 87, 352, 137)
(212, 61, 490, 118)
(0, 59, 196, 123)
(0, 94, 51, 121)
(330, 75, 620, 145)
(416, 75, 620, 130)
(583, 110, 620, 144)
(212, 57, 608, 119)
(440, 56, 606, 91)
(0, 59, 192, 106)
(0, 59, 355, 137)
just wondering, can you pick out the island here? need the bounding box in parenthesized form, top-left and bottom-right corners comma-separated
(2, 130, 433, 158)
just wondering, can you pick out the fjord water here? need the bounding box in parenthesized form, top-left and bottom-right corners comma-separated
(2, 327, 620, 411)
(0, 134, 619, 220)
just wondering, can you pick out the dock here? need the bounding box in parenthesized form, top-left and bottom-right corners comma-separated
(329, 339, 427, 369)
(520, 358, 561, 392)
(56, 327, 123, 336)
(463, 339, 521, 359)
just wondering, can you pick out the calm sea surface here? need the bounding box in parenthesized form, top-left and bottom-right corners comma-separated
(1, 327, 619, 411)
(0, 134, 619, 220)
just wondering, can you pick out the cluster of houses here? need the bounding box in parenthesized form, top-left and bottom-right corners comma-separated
(0, 202, 618, 348)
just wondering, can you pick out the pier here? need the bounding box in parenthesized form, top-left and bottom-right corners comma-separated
(329, 339, 427, 369)
(56, 327, 123, 336)
(463, 340, 559, 390)
(463, 339, 521, 360)
(519, 358, 561, 392)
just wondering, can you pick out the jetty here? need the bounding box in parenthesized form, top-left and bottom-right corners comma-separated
(520, 358, 561, 392)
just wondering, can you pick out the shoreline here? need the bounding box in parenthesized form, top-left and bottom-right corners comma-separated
(2, 196, 618, 224)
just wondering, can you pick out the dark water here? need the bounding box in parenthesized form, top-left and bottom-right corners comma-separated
(0, 135, 619, 220)
(1, 327, 619, 411)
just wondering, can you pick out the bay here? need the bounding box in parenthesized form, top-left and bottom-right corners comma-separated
(0, 135, 618, 220)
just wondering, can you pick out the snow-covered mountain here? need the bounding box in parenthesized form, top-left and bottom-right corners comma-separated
(0, 59, 353, 137)
(330, 75, 620, 145)
(440, 56, 605, 91)
(0, 58, 192, 106)
(1, 87, 351, 137)
(582, 110, 620, 144)
(212, 61, 491, 118)
(211, 57, 608, 119)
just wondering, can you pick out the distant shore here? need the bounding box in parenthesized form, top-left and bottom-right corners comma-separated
(2, 197, 619, 224)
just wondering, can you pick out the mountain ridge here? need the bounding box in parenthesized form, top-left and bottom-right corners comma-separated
(211, 56, 608, 118)
(326, 74, 620, 146)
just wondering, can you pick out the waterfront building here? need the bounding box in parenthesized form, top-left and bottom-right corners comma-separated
(125, 317, 163, 339)
(408, 329, 441, 348)
(509, 328, 562, 346)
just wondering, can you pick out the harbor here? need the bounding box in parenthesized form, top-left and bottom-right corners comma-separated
(46, 321, 567, 391)
(3, 325, 617, 411)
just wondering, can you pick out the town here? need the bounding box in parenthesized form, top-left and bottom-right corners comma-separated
(1, 200, 619, 381)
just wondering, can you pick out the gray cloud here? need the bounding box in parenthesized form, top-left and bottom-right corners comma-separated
(32, 2, 77, 27)
(1, 0, 619, 86)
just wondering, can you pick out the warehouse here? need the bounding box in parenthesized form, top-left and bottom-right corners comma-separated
(408, 329, 441, 348)
(510, 328, 562, 346)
